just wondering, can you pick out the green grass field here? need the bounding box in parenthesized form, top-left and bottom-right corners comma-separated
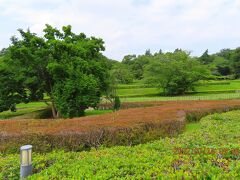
(2, 110, 240, 179)
(0, 102, 48, 119)
(117, 79, 240, 97)
(120, 92, 240, 102)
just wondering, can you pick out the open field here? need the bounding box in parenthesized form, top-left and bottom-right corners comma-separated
(1, 100, 240, 153)
(1, 110, 240, 179)
(117, 80, 240, 97)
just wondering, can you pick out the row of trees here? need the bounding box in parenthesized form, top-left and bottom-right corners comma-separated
(112, 48, 240, 82)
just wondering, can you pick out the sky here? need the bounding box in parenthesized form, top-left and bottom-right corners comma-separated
(0, 0, 240, 61)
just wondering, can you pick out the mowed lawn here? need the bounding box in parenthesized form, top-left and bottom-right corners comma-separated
(117, 80, 240, 98)
(0, 102, 48, 119)
(0, 102, 111, 120)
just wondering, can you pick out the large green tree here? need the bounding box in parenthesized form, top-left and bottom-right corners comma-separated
(144, 51, 210, 95)
(0, 25, 109, 118)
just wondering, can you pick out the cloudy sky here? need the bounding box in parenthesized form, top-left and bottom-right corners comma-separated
(0, 0, 240, 60)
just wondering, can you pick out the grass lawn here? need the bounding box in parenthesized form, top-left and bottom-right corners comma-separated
(0, 102, 48, 119)
(85, 109, 113, 116)
(117, 87, 160, 97)
(0, 101, 112, 120)
(117, 79, 240, 97)
(120, 92, 240, 102)
(196, 79, 240, 92)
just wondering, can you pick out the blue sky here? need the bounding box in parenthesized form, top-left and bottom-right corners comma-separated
(0, 0, 240, 60)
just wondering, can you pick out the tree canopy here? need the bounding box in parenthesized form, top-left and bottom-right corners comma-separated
(0, 25, 109, 118)
(110, 63, 134, 84)
(144, 51, 210, 95)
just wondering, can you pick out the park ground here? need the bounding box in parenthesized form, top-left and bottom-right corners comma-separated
(1, 79, 240, 179)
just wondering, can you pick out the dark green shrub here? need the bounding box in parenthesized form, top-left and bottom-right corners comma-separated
(113, 96, 121, 111)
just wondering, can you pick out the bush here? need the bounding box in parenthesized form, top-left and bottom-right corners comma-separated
(113, 96, 121, 111)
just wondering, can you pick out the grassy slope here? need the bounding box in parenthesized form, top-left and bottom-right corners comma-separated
(121, 93, 240, 102)
(1, 110, 240, 179)
(117, 80, 240, 97)
(0, 102, 48, 119)
(118, 79, 240, 102)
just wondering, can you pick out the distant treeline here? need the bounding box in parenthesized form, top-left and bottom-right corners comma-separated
(109, 48, 240, 84)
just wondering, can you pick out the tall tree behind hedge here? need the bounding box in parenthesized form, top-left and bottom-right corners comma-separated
(0, 25, 109, 118)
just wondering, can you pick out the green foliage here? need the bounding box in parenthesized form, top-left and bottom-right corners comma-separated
(0, 57, 28, 112)
(211, 56, 232, 76)
(2, 110, 240, 179)
(122, 54, 151, 80)
(110, 63, 134, 84)
(53, 74, 101, 118)
(113, 96, 121, 111)
(144, 51, 211, 95)
(118, 47, 240, 83)
(0, 25, 109, 118)
(199, 49, 214, 64)
(232, 48, 240, 78)
(203, 48, 240, 78)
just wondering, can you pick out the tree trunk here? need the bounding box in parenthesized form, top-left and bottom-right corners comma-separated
(51, 104, 58, 119)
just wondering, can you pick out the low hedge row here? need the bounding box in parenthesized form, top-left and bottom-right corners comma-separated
(1, 102, 240, 154)
(1, 110, 240, 179)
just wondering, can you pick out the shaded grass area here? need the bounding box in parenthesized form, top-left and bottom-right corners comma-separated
(0, 102, 112, 120)
(0, 102, 48, 119)
(1, 110, 240, 179)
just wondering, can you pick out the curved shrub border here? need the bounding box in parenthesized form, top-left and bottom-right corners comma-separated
(1, 100, 240, 154)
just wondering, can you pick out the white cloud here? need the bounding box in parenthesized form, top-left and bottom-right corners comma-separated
(0, 0, 240, 59)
